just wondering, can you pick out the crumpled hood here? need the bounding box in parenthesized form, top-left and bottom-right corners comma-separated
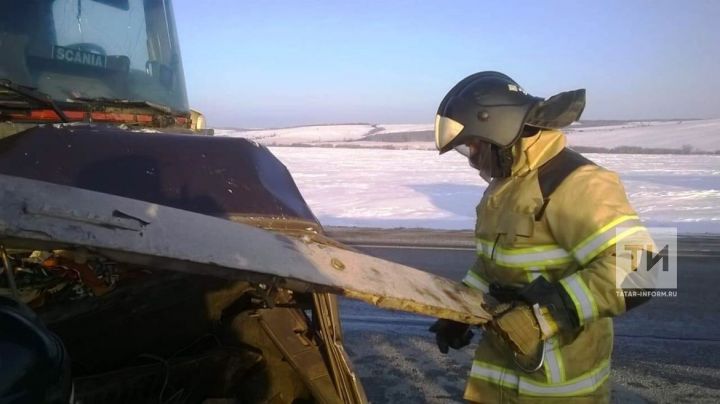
(510, 129, 567, 176)
(0, 124, 319, 224)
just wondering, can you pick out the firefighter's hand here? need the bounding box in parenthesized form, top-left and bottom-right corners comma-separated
(429, 319, 474, 354)
(485, 302, 559, 357)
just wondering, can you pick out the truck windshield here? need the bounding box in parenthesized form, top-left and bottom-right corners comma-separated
(0, 0, 189, 112)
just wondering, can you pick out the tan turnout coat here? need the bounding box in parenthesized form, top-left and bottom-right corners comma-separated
(462, 130, 654, 403)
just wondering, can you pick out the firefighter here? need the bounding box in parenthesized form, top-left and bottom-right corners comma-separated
(428, 71, 655, 403)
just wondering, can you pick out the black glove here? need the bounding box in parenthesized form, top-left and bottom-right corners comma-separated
(428, 319, 474, 354)
(517, 276, 579, 329)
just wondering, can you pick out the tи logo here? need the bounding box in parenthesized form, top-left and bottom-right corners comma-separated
(615, 227, 677, 290)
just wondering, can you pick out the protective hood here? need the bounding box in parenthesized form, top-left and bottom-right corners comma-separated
(510, 129, 567, 177)
(525, 89, 587, 130)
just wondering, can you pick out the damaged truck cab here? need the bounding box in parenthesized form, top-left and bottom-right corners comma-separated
(0, 1, 493, 403)
(0, 0, 365, 402)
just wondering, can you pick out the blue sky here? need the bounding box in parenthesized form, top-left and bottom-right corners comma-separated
(174, 0, 720, 128)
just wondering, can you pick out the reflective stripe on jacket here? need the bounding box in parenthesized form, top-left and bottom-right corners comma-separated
(462, 130, 654, 403)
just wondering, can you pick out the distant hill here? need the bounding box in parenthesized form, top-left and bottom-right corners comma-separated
(214, 119, 720, 154)
(565, 119, 720, 152)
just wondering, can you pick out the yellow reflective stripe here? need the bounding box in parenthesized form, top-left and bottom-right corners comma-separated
(463, 271, 490, 293)
(561, 279, 586, 323)
(543, 337, 565, 383)
(471, 360, 610, 397)
(476, 240, 572, 269)
(480, 251, 573, 268)
(477, 239, 564, 254)
(519, 360, 610, 397)
(571, 215, 641, 264)
(470, 361, 519, 389)
(559, 274, 598, 325)
(578, 277, 599, 320)
(579, 226, 646, 266)
(572, 215, 638, 252)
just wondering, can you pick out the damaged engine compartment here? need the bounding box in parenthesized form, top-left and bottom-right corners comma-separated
(1, 246, 356, 403)
(0, 125, 352, 402)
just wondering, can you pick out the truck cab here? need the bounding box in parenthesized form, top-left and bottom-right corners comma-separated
(0, 1, 366, 402)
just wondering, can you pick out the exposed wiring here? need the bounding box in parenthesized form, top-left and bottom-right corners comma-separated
(136, 354, 169, 404)
(1, 246, 19, 299)
(168, 333, 221, 359)
(135, 334, 222, 403)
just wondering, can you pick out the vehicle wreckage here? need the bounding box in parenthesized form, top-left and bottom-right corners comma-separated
(0, 0, 492, 402)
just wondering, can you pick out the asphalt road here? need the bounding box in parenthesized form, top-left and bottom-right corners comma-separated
(333, 232, 720, 403)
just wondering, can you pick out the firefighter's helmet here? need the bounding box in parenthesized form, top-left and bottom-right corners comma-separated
(435, 71, 586, 154)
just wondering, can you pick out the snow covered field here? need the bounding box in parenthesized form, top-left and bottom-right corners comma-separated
(215, 123, 436, 145)
(216, 119, 720, 152)
(212, 120, 720, 233)
(269, 147, 720, 234)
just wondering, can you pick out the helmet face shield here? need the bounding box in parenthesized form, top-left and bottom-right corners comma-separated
(434, 114, 464, 153)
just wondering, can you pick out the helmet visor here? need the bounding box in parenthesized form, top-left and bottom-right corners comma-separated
(435, 114, 464, 153)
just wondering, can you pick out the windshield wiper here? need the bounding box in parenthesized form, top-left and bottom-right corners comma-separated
(69, 97, 175, 116)
(0, 79, 69, 123)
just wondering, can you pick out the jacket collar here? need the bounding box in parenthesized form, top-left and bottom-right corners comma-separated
(510, 129, 567, 176)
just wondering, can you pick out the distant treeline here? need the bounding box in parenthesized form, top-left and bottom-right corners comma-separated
(361, 131, 433, 142)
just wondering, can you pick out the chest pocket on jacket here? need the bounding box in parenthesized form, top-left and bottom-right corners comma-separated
(477, 196, 537, 244)
(497, 209, 535, 243)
